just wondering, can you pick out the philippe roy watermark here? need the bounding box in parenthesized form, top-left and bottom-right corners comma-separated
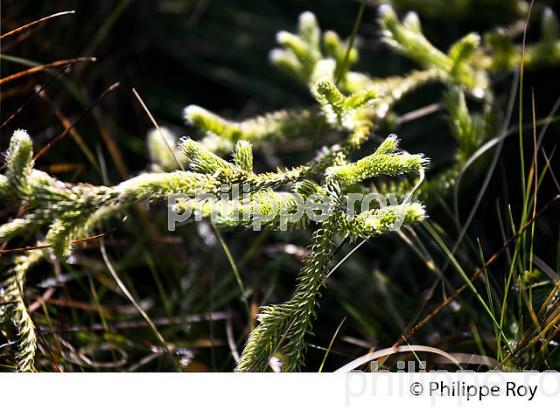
(167, 183, 412, 231)
(345, 360, 560, 406)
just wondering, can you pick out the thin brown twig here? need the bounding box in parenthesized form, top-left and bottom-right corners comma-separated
(0, 226, 118, 255)
(33, 82, 120, 161)
(1, 64, 71, 129)
(1, 30, 34, 53)
(0, 57, 96, 85)
(38, 311, 236, 334)
(0, 10, 75, 41)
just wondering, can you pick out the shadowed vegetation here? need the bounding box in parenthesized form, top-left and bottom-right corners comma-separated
(1, 0, 559, 372)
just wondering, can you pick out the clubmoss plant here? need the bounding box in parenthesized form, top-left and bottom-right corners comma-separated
(1, 128, 426, 371)
(184, 5, 559, 203)
(0, 249, 44, 372)
(388, 0, 529, 21)
(1, 4, 559, 372)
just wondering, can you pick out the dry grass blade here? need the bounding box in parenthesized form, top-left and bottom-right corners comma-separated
(0, 57, 96, 85)
(0, 227, 118, 254)
(33, 82, 120, 161)
(318, 317, 346, 372)
(0, 10, 75, 41)
(132, 88, 185, 171)
(1, 65, 69, 129)
(395, 194, 560, 349)
(335, 344, 463, 373)
(433, 353, 512, 370)
(38, 311, 236, 334)
(99, 240, 179, 370)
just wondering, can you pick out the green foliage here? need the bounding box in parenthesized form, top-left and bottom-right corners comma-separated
(5, 129, 34, 195)
(486, 6, 560, 70)
(184, 106, 324, 154)
(379, 4, 488, 97)
(269, 11, 361, 91)
(236, 159, 425, 371)
(1, 127, 426, 371)
(2, 3, 559, 373)
(147, 127, 183, 172)
(0, 249, 44, 372)
(388, 0, 528, 21)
